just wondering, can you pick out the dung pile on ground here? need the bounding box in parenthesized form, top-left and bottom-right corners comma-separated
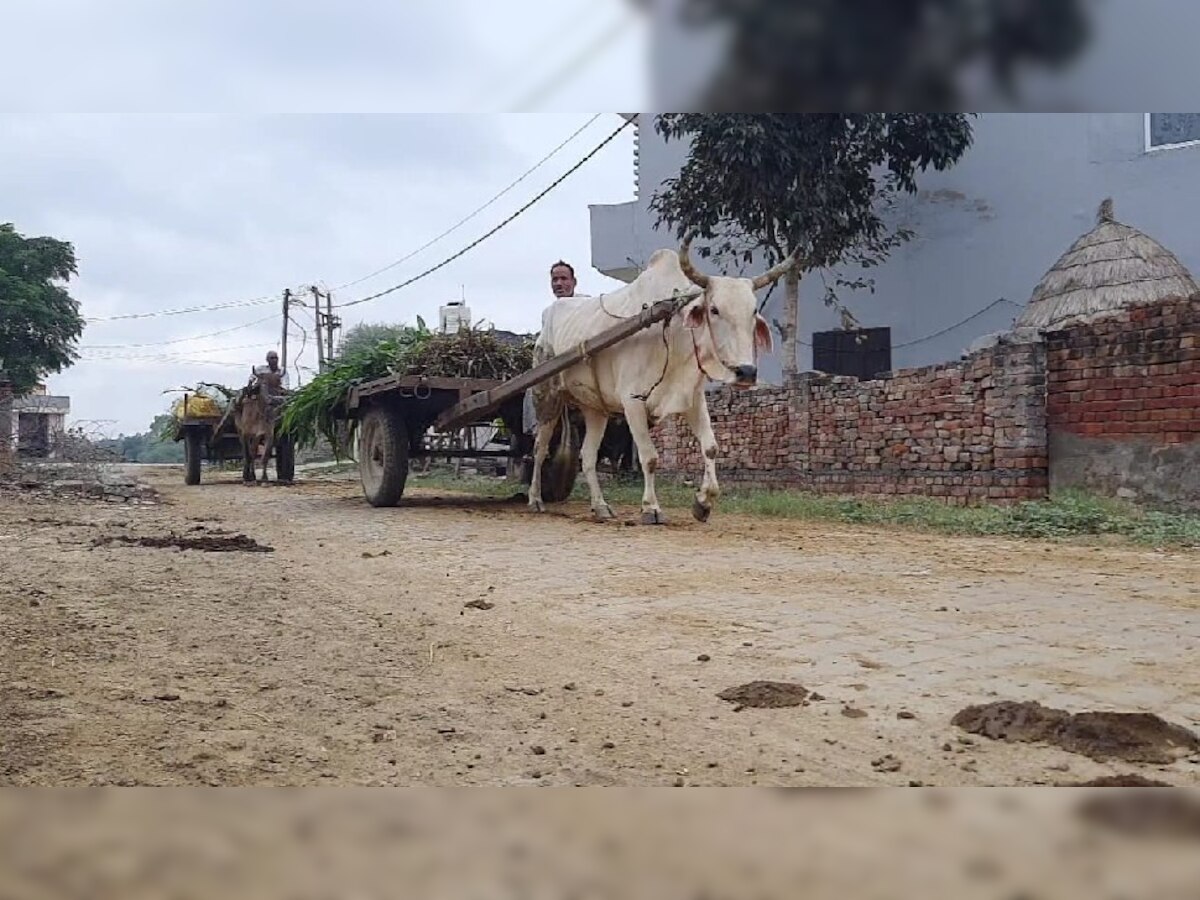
(1075, 790, 1200, 838)
(1064, 774, 1172, 787)
(952, 700, 1200, 764)
(717, 681, 814, 709)
(91, 533, 274, 553)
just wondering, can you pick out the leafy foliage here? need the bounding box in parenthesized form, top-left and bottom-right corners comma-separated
(337, 318, 427, 359)
(651, 114, 974, 271)
(97, 414, 186, 463)
(678, 0, 1093, 111)
(403, 328, 534, 380)
(649, 114, 974, 373)
(280, 323, 534, 451)
(0, 223, 85, 394)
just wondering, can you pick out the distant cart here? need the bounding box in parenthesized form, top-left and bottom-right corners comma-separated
(338, 291, 697, 508)
(169, 391, 295, 486)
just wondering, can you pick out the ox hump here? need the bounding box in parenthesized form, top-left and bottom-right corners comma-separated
(647, 248, 680, 271)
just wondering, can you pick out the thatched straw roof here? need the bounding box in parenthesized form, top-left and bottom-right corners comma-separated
(1016, 198, 1198, 329)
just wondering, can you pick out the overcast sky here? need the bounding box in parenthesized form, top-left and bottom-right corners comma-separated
(2, 2, 644, 435)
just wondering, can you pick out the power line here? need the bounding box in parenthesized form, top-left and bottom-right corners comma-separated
(894, 298, 1021, 348)
(335, 117, 634, 311)
(81, 118, 607, 326)
(80, 341, 265, 363)
(796, 298, 1021, 349)
(82, 355, 251, 369)
(84, 294, 277, 323)
(329, 114, 602, 292)
(78, 311, 279, 350)
(508, 11, 639, 112)
(465, 0, 601, 110)
(287, 314, 309, 387)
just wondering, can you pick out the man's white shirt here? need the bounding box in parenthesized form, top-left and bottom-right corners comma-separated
(252, 365, 290, 388)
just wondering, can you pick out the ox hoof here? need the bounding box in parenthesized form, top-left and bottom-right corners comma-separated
(593, 503, 615, 521)
(640, 509, 667, 526)
(691, 498, 712, 523)
(528, 498, 546, 514)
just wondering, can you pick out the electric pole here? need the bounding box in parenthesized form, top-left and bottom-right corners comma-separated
(325, 290, 338, 363)
(311, 286, 325, 372)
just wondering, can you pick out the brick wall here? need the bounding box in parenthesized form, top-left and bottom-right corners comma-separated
(652, 294, 1200, 509)
(653, 339, 1049, 506)
(1044, 294, 1200, 509)
(0, 374, 13, 474)
(1045, 296, 1200, 442)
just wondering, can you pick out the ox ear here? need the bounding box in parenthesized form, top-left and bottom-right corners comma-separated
(685, 301, 706, 329)
(754, 314, 773, 353)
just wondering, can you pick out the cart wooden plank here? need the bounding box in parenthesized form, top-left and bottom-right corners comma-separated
(348, 374, 505, 409)
(210, 401, 237, 442)
(432, 290, 700, 433)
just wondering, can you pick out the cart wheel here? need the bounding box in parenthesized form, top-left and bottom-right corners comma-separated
(359, 406, 409, 507)
(275, 434, 295, 483)
(524, 416, 578, 503)
(184, 428, 203, 485)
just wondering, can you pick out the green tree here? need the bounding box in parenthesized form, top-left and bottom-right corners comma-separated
(97, 414, 186, 463)
(337, 318, 428, 359)
(0, 223, 85, 394)
(676, 0, 1092, 110)
(649, 113, 974, 376)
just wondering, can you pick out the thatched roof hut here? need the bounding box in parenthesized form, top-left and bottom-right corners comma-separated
(1016, 198, 1198, 330)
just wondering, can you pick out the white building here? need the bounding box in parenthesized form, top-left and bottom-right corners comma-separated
(10, 383, 71, 458)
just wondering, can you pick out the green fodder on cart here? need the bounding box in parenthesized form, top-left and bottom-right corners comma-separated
(280, 324, 534, 456)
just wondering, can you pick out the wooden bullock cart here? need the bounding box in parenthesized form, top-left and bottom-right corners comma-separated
(338, 290, 699, 507)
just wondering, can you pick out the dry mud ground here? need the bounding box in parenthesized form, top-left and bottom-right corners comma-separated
(2, 466, 1199, 786)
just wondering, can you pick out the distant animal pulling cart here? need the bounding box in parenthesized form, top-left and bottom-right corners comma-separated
(168, 388, 295, 486)
(337, 292, 698, 508)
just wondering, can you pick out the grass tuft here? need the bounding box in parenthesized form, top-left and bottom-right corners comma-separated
(408, 470, 1200, 548)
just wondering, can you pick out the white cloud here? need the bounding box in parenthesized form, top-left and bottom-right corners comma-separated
(2, 0, 647, 435)
(4, 112, 638, 435)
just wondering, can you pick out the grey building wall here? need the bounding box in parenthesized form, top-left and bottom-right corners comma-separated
(590, 113, 1200, 385)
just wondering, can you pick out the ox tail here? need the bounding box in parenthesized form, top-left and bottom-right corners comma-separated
(546, 405, 576, 501)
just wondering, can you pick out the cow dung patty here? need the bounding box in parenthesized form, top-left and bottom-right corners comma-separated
(717, 681, 812, 709)
(951, 700, 1200, 764)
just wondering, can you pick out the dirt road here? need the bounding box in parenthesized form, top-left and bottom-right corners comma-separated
(3, 467, 1199, 786)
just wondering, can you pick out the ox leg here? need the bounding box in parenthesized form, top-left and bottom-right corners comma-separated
(528, 387, 565, 514)
(242, 435, 256, 483)
(580, 407, 613, 520)
(621, 400, 665, 525)
(260, 433, 273, 484)
(527, 418, 557, 513)
(684, 396, 720, 523)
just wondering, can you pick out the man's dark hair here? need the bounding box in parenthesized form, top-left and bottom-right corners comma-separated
(550, 260, 575, 278)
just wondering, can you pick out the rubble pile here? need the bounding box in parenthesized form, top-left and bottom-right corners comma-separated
(0, 466, 160, 506)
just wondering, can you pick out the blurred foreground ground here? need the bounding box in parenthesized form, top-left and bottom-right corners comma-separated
(2, 465, 1198, 788)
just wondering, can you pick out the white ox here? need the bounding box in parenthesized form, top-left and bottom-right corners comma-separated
(529, 241, 795, 524)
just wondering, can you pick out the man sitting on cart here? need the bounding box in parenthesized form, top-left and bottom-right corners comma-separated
(251, 351, 290, 400)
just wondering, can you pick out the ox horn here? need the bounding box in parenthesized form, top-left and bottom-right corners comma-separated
(751, 251, 800, 291)
(677, 237, 710, 289)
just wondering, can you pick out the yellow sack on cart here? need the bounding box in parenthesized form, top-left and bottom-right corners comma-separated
(172, 394, 223, 420)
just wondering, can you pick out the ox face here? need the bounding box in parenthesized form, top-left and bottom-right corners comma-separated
(685, 278, 773, 389)
(677, 239, 790, 390)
